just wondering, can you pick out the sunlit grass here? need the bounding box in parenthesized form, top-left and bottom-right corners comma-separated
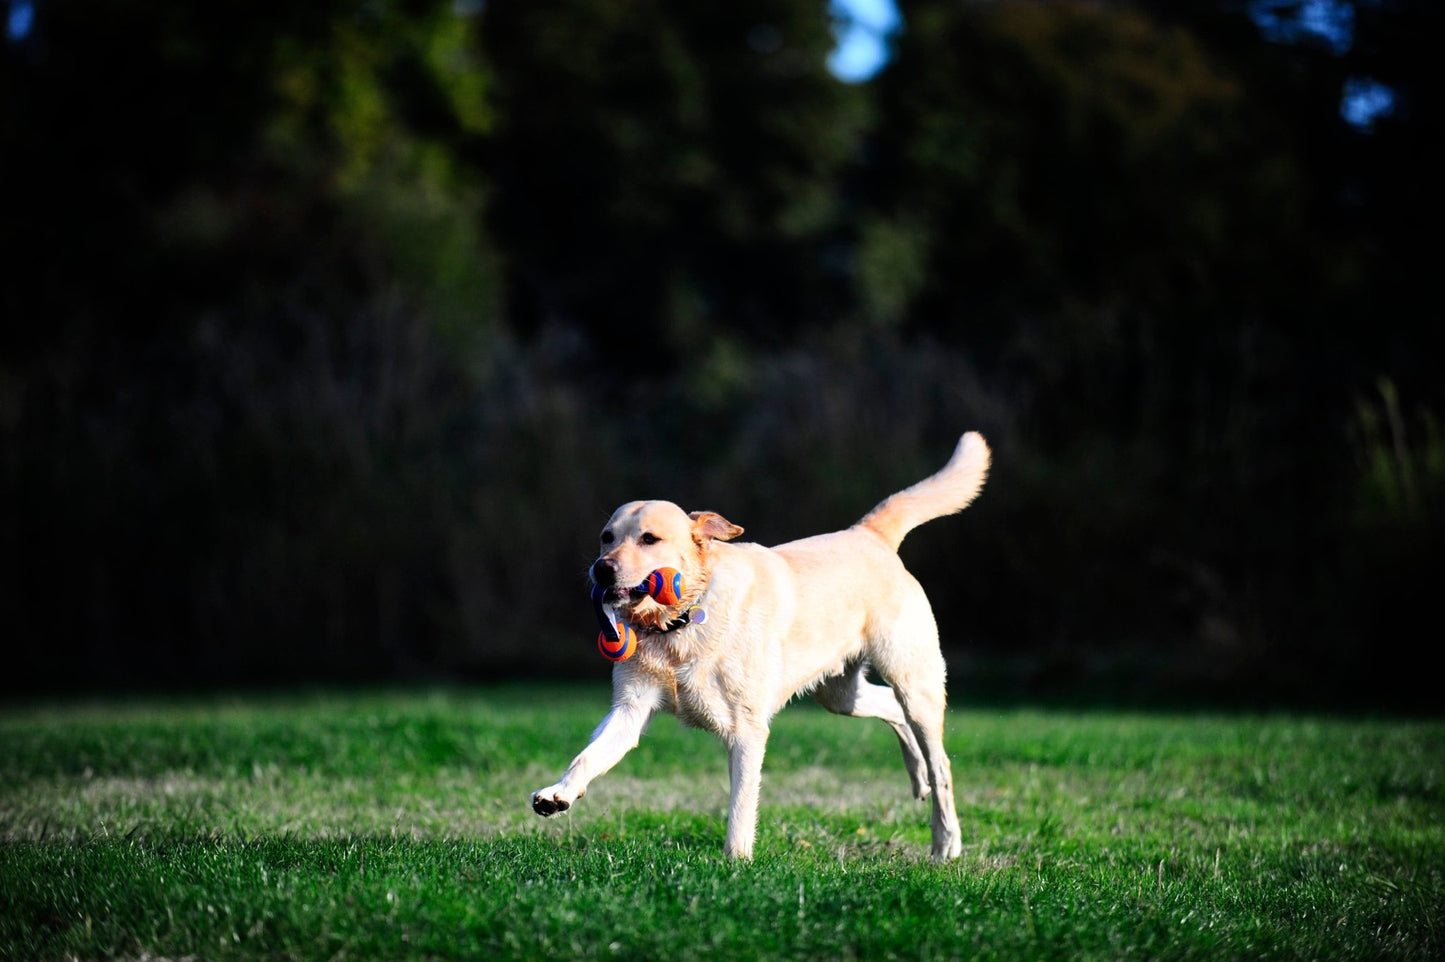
(1, 686, 1441, 960)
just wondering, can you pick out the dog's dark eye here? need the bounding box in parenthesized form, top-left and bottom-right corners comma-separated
(600, 531, 614, 544)
(640, 532, 660, 545)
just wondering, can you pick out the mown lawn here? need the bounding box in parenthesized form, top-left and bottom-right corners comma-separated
(1, 685, 1441, 960)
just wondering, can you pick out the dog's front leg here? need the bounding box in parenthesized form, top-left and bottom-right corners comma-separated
(532, 690, 659, 817)
(723, 725, 769, 859)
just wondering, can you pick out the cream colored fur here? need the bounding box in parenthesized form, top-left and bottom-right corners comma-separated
(531, 431, 991, 860)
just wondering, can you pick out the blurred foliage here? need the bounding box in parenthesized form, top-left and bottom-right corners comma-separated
(0, 0, 1439, 707)
(481, 0, 866, 366)
(1336, 379, 1445, 690)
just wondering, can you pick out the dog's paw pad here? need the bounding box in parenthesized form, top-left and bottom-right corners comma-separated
(532, 793, 570, 817)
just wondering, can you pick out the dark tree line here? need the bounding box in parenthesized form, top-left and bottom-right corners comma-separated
(1, 0, 1439, 707)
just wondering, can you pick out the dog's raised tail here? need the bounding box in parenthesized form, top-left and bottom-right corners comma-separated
(857, 432, 991, 551)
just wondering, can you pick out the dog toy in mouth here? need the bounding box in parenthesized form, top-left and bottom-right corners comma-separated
(591, 568, 689, 661)
(633, 567, 685, 606)
(597, 621, 637, 661)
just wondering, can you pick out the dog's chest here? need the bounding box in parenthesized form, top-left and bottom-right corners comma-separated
(636, 636, 744, 735)
(672, 667, 734, 732)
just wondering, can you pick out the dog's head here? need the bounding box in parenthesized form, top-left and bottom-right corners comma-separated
(591, 500, 742, 626)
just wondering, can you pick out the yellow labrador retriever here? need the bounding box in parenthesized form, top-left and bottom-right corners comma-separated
(532, 432, 990, 860)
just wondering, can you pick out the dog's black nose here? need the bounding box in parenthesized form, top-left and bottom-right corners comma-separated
(591, 558, 618, 587)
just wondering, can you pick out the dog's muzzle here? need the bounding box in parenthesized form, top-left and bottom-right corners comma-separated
(590, 557, 618, 586)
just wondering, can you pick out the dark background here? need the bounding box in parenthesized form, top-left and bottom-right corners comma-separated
(2, 0, 1440, 710)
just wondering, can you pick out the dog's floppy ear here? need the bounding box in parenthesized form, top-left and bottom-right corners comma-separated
(689, 511, 744, 543)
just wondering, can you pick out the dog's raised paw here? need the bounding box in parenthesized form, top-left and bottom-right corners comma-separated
(532, 792, 570, 817)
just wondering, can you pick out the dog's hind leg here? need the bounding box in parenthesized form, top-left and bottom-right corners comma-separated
(872, 601, 963, 860)
(897, 679, 963, 860)
(813, 665, 930, 800)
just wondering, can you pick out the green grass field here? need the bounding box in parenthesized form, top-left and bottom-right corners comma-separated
(1, 685, 1441, 961)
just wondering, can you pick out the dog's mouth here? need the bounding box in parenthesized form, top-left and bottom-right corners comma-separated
(598, 585, 630, 606)
(594, 569, 690, 611)
(595, 581, 655, 607)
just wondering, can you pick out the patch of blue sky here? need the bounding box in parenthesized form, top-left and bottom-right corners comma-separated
(1341, 76, 1395, 130)
(1248, 0, 1354, 54)
(828, 0, 901, 83)
(8, 0, 35, 42)
(1247, 0, 1398, 131)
